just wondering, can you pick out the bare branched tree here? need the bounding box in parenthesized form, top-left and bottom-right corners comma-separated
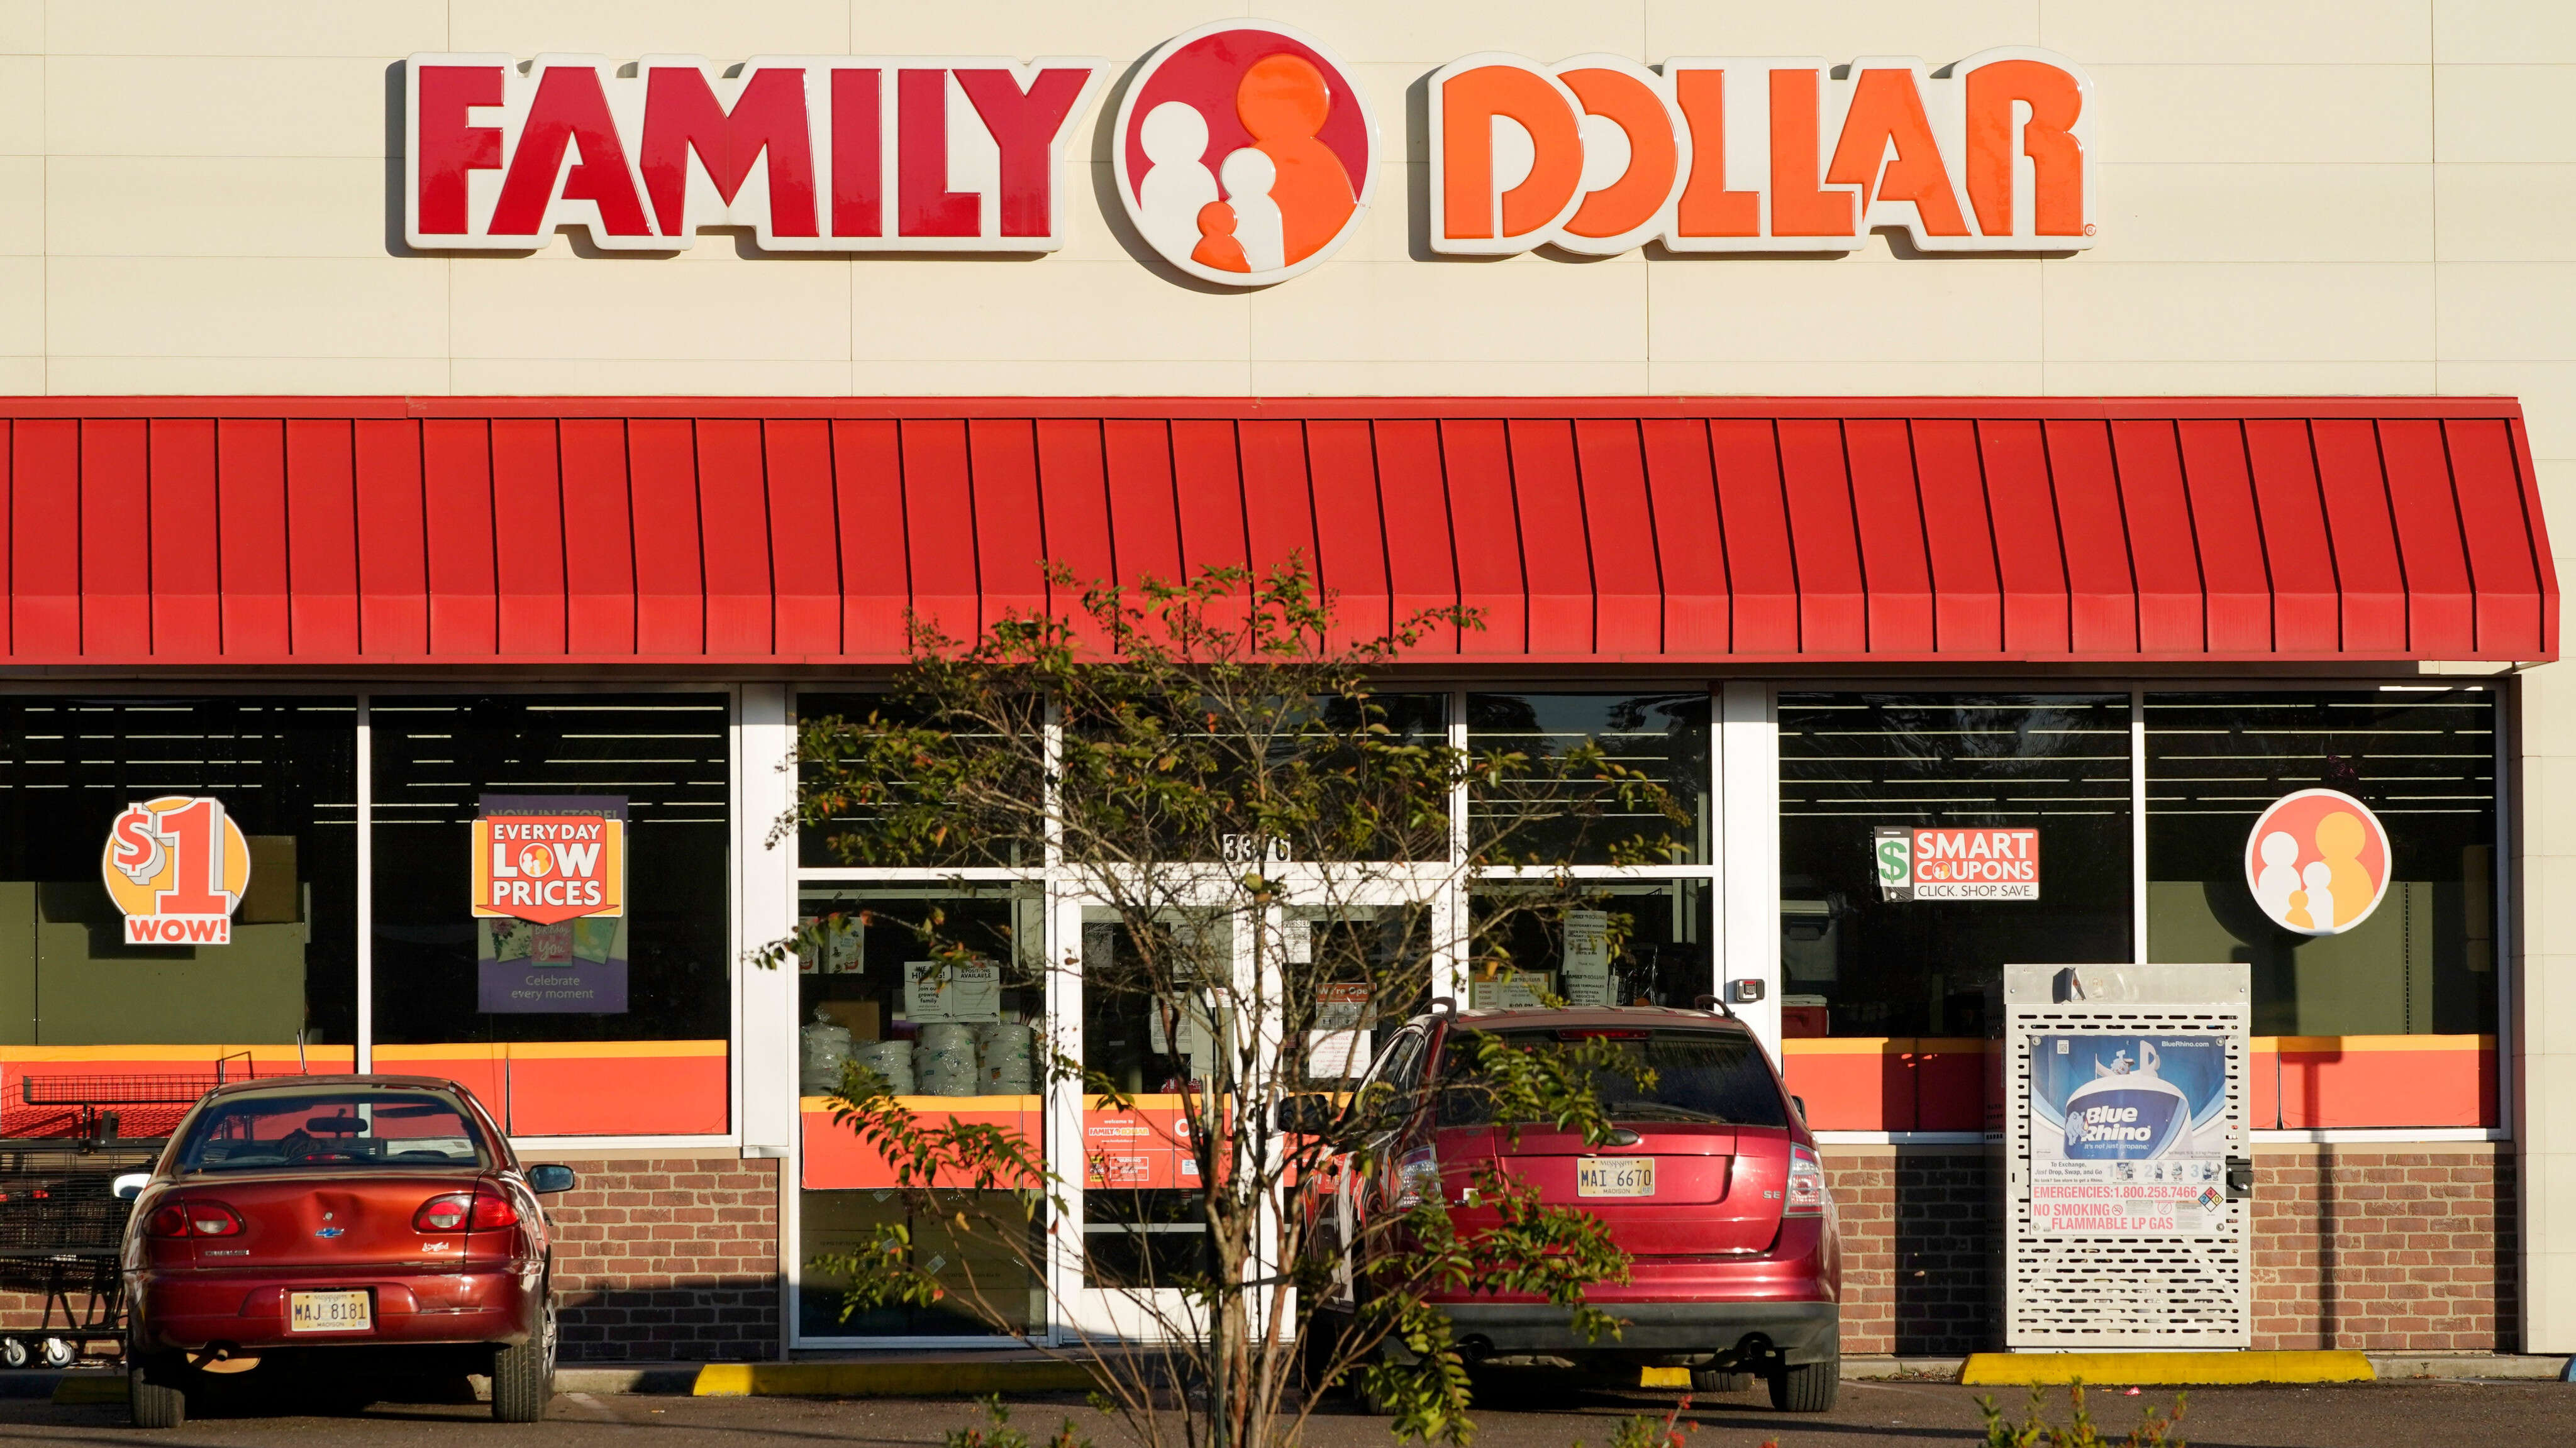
(765, 561, 1695, 1448)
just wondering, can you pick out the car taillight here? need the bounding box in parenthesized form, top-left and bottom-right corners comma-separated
(146, 1200, 242, 1237)
(1392, 1145, 1440, 1209)
(415, 1189, 519, 1233)
(1786, 1143, 1828, 1217)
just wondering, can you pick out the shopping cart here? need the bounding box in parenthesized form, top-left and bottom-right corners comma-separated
(0, 1144, 159, 1366)
(0, 1065, 238, 1366)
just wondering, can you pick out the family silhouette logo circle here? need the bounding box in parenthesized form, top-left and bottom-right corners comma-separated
(1114, 21, 1376, 286)
(2243, 788, 2392, 937)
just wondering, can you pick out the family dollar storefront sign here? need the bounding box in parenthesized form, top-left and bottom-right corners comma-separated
(1875, 826, 2040, 902)
(402, 30, 2089, 274)
(471, 795, 630, 1014)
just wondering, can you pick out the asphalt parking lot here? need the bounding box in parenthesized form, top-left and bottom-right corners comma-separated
(0, 1378, 2567, 1448)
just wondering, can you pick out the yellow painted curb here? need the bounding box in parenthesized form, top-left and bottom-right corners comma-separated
(1960, 1351, 2375, 1386)
(1639, 1366, 1692, 1388)
(53, 1374, 125, 1405)
(694, 1360, 1096, 1398)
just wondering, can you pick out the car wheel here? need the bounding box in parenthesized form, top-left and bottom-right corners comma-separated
(1689, 1368, 1754, 1394)
(128, 1350, 188, 1430)
(1766, 1350, 1838, 1413)
(489, 1291, 556, 1423)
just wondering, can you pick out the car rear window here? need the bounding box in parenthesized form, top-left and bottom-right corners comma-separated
(174, 1092, 491, 1173)
(1437, 1027, 1789, 1129)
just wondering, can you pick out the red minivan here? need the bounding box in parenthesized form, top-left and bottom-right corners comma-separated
(1303, 1004, 1840, 1412)
(118, 1076, 573, 1429)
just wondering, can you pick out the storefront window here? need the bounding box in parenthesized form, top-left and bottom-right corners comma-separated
(369, 694, 730, 1136)
(2145, 689, 2497, 1036)
(1778, 694, 2131, 1038)
(1470, 880, 1713, 1010)
(793, 884, 1044, 1338)
(0, 695, 356, 1061)
(1467, 692, 1711, 864)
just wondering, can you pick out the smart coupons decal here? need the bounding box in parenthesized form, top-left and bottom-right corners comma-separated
(1112, 20, 1377, 285)
(2245, 788, 2392, 936)
(472, 794, 628, 1013)
(102, 796, 252, 945)
(1873, 826, 2038, 902)
(2029, 1035, 2228, 1235)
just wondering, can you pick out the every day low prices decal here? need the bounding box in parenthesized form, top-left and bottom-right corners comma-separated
(472, 794, 628, 1014)
(2029, 1035, 2227, 1235)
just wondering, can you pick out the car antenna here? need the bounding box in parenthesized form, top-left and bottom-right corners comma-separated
(1693, 992, 1736, 1019)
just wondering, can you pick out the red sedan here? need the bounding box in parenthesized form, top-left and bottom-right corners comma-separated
(118, 1076, 574, 1427)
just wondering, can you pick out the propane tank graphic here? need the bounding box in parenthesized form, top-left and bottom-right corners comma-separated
(2060, 1039, 2195, 1161)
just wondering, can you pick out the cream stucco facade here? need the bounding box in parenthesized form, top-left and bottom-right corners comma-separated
(0, 0, 2565, 1351)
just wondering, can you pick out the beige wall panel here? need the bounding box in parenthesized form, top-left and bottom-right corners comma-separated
(1252, 360, 1652, 395)
(0, 157, 38, 255)
(848, 358, 1253, 395)
(1643, 0, 2039, 62)
(450, 258, 847, 362)
(840, 1, 1270, 60)
(2439, 262, 2576, 360)
(1650, 258, 2040, 364)
(48, 256, 445, 358)
(2090, 64, 2432, 164)
(0, 56, 38, 156)
(0, 3, 36, 54)
(0, 356, 40, 392)
(850, 259, 1246, 365)
(2042, 1, 2429, 65)
(2436, 165, 2576, 261)
(2441, 362, 2576, 456)
(48, 157, 386, 258)
(45, 1, 447, 58)
(2090, 163, 2432, 263)
(46, 57, 386, 158)
(0, 256, 42, 357)
(1650, 360, 2048, 395)
(1265, 0, 1644, 65)
(1252, 257, 1644, 364)
(447, 0, 850, 58)
(2041, 360, 2441, 394)
(2042, 262, 2434, 362)
(2436, 65, 2576, 163)
(2436, 1, 2576, 64)
(42, 356, 448, 394)
(452, 358, 855, 396)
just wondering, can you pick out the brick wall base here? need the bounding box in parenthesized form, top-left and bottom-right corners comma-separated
(2251, 1144, 2514, 1352)
(1823, 1142, 2512, 1356)
(547, 1155, 780, 1362)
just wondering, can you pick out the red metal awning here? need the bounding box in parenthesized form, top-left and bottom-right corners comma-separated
(0, 397, 2551, 668)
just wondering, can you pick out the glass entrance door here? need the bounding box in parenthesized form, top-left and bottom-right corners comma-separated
(1046, 878, 1448, 1343)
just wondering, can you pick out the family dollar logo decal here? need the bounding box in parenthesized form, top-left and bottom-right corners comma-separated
(2245, 788, 2391, 937)
(472, 795, 626, 925)
(1113, 20, 1377, 286)
(103, 797, 252, 946)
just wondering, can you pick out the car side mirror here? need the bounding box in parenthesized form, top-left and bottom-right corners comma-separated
(526, 1164, 577, 1195)
(111, 1173, 148, 1202)
(1275, 1095, 1341, 1136)
(1790, 1095, 1807, 1124)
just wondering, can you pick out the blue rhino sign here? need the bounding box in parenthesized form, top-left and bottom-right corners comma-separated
(2030, 1034, 2227, 1234)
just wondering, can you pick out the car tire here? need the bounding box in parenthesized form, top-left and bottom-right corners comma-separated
(128, 1351, 187, 1430)
(1767, 1351, 1838, 1413)
(489, 1292, 556, 1423)
(1689, 1368, 1754, 1394)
